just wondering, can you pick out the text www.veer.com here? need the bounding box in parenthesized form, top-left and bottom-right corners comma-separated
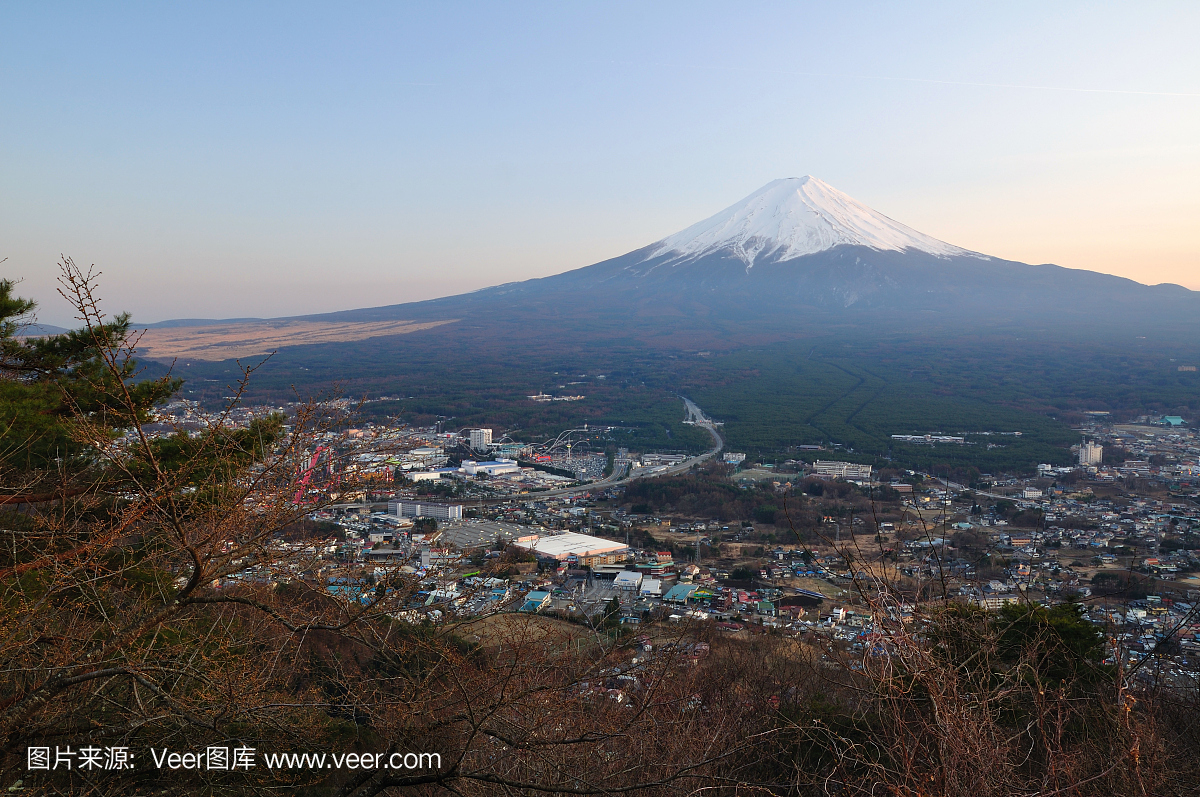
(262, 752, 440, 770)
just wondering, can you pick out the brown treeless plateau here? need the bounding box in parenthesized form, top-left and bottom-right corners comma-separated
(131, 318, 456, 362)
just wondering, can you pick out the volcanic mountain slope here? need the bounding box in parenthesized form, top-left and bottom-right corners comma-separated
(308, 176, 1198, 333)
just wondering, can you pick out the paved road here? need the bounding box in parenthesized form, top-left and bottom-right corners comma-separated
(664, 396, 724, 474)
(923, 473, 1021, 504)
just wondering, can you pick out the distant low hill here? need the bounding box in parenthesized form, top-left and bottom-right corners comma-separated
(17, 323, 70, 337)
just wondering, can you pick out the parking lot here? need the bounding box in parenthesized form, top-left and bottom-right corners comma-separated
(439, 520, 530, 550)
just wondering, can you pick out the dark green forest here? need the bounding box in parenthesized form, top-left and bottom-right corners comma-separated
(155, 322, 1199, 476)
(683, 342, 1084, 473)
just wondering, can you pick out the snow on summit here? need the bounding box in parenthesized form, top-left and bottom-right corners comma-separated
(648, 176, 976, 265)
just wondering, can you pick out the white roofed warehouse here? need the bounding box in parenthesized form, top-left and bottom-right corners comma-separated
(510, 532, 629, 568)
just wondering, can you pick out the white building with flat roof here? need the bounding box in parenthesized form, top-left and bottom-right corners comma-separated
(408, 468, 460, 482)
(511, 531, 628, 566)
(1079, 441, 1103, 467)
(813, 460, 873, 480)
(389, 501, 463, 522)
(461, 458, 519, 476)
(614, 571, 643, 592)
(642, 453, 687, 466)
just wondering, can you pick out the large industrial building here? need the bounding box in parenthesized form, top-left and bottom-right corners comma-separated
(461, 458, 520, 476)
(641, 453, 687, 466)
(388, 500, 463, 522)
(813, 460, 873, 481)
(510, 532, 629, 567)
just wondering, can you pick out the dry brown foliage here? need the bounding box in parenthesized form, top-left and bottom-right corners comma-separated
(4, 266, 1200, 796)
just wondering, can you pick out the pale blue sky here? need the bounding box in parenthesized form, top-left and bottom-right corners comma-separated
(3, 2, 1198, 326)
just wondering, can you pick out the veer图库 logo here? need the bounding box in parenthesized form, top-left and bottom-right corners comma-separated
(150, 746, 257, 770)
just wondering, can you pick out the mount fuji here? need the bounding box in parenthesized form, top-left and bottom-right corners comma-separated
(147, 177, 1199, 363)
(646, 176, 977, 266)
(310, 176, 1197, 335)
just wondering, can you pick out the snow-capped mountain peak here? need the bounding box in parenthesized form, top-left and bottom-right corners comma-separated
(647, 176, 977, 265)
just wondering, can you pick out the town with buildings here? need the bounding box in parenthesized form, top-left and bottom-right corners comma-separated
(161, 395, 1200, 680)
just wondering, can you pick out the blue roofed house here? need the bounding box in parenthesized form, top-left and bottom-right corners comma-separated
(520, 590, 551, 613)
(664, 583, 699, 604)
